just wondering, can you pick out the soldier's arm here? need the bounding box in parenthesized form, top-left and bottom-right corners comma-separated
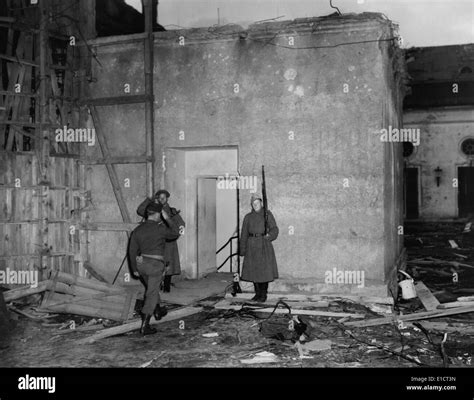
(266, 211, 279, 241)
(128, 232, 140, 273)
(239, 215, 249, 256)
(172, 210, 185, 229)
(137, 197, 153, 218)
(162, 211, 180, 240)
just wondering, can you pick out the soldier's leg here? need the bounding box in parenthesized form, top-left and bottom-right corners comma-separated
(163, 274, 172, 293)
(137, 261, 160, 316)
(251, 282, 259, 301)
(152, 261, 168, 319)
(260, 282, 268, 302)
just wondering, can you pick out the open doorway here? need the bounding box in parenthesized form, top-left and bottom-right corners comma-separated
(197, 177, 239, 277)
(404, 167, 419, 219)
(458, 166, 474, 217)
(164, 146, 239, 279)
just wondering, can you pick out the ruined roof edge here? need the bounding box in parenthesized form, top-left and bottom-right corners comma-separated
(89, 12, 397, 47)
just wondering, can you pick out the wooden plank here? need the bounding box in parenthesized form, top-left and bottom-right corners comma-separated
(89, 106, 131, 223)
(415, 321, 474, 335)
(0, 17, 16, 23)
(39, 301, 124, 321)
(0, 90, 39, 98)
(437, 301, 474, 309)
(215, 300, 364, 318)
(49, 271, 126, 294)
(226, 292, 394, 305)
(38, 1, 50, 282)
(345, 305, 474, 328)
(3, 281, 50, 302)
(0, 54, 39, 67)
(79, 156, 150, 165)
(143, 0, 155, 198)
(78, 94, 152, 107)
(77, 306, 204, 344)
(224, 296, 330, 308)
(41, 292, 126, 313)
(458, 296, 474, 302)
(79, 222, 139, 231)
(82, 261, 109, 283)
(450, 261, 474, 270)
(415, 281, 440, 311)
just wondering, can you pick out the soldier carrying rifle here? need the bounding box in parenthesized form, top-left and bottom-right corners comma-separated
(239, 167, 279, 302)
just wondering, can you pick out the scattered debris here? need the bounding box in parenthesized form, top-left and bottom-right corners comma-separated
(345, 304, 474, 327)
(240, 351, 279, 364)
(215, 300, 365, 318)
(300, 339, 332, 353)
(225, 292, 393, 305)
(37, 271, 138, 322)
(448, 240, 459, 249)
(202, 332, 219, 338)
(415, 281, 440, 311)
(3, 281, 51, 302)
(458, 296, 474, 302)
(295, 342, 313, 359)
(138, 352, 165, 368)
(414, 321, 474, 335)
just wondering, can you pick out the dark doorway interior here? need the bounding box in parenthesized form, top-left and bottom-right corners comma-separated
(458, 166, 474, 217)
(404, 167, 419, 219)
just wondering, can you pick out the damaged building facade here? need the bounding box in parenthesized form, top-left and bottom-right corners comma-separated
(404, 44, 474, 220)
(0, 1, 407, 312)
(82, 12, 406, 297)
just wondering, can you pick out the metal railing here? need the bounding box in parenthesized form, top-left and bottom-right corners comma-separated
(216, 234, 240, 274)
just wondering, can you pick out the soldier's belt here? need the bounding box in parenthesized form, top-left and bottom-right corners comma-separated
(141, 254, 165, 261)
(249, 233, 264, 237)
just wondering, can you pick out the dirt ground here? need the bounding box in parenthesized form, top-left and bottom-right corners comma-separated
(1, 300, 472, 368)
(1, 222, 473, 368)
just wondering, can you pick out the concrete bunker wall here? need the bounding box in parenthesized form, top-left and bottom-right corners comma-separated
(86, 14, 404, 295)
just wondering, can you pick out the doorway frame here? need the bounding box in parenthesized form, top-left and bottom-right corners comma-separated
(456, 161, 474, 218)
(403, 163, 422, 219)
(162, 145, 240, 279)
(195, 174, 240, 276)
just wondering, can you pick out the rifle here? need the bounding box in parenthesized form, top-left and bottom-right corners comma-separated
(261, 165, 268, 235)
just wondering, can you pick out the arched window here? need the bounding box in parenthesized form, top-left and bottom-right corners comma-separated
(461, 138, 474, 157)
(403, 142, 414, 158)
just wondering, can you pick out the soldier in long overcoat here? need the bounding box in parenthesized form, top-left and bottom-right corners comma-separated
(239, 193, 279, 302)
(137, 190, 185, 292)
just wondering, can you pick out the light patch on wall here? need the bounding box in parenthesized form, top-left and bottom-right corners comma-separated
(284, 68, 297, 80)
(294, 85, 304, 97)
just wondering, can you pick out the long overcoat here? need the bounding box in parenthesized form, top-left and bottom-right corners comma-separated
(239, 209, 279, 283)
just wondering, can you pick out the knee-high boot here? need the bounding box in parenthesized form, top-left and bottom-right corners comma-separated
(251, 282, 259, 301)
(163, 275, 172, 293)
(259, 282, 268, 303)
(140, 314, 157, 336)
